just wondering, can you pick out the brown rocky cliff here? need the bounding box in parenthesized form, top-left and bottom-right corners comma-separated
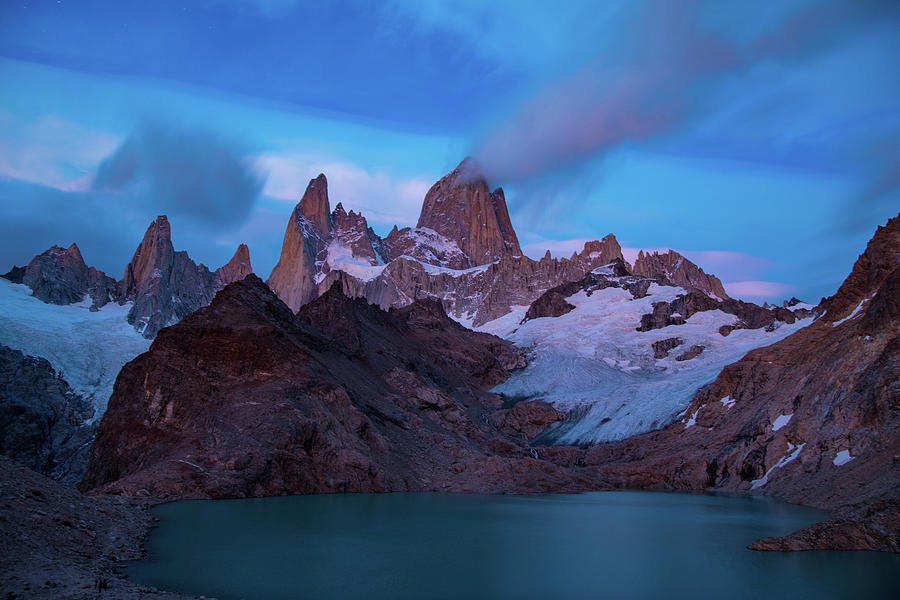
(489, 187, 523, 257)
(297, 173, 331, 237)
(117, 216, 174, 302)
(81, 275, 597, 499)
(267, 175, 332, 311)
(577, 234, 625, 266)
(417, 158, 521, 266)
(215, 243, 253, 287)
(819, 214, 900, 324)
(634, 249, 728, 299)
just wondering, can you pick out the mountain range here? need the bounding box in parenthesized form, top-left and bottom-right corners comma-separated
(1, 157, 898, 598)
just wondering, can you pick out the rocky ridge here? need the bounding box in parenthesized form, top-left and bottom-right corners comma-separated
(415, 157, 522, 265)
(4, 216, 253, 339)
(634, 249, 729, 299)
(3, 244, 117, 310)
(118, 215, 253, 338)
(266, 160, 632, 325)
(81, 275, 598, 499)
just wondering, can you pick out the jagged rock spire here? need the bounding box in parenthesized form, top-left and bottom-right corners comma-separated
(267, 176, 333, 312)
(118, 215, 220, 338)
(417, 158, 522, 267)
(298, 174, 331, 238)
(216, 243, 253, 286)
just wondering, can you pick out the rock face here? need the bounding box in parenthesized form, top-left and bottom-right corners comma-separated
(267, 175, 335, 311)
(215, 243, 253, 286)
(332, 202, 387, 265)
(585, 214, 900, 550)
(118, 215, 253, 338)
(81, 276, 598, 499)
(417, 158, 522, 266)
(636, 288, 798, 333)
(634, 249, 729, 299)
(0, 345, 95, 486)
(17, 244, 116, 310)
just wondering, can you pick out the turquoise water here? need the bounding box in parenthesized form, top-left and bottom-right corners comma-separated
(127, 491, 900, 600)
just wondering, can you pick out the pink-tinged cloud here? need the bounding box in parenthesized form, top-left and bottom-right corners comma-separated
(472, 0, 896, 186)
(472, 1, 740, 183)
(723, 280, 797, 301)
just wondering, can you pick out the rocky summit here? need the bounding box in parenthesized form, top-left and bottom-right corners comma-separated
(5, 216, 253, 339)
(416, 157, 522, 266)
(4, 243, 117, 310)
(633, 249, 729, 300)
(118, 215, 254, 338)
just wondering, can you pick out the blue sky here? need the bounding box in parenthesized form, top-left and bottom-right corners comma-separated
(0, 0, 898, 303)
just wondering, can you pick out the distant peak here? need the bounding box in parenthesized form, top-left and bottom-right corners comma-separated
(145, 215, 172, 241)
(66, 243, 84, 263)
(297, 174, 331, 236)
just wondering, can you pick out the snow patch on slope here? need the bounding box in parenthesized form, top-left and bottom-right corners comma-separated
(751, 443, 805, 490)
(832, 299, 867, 327)
(833, 449, 854, 466)
(486, 283, 812, 444)
(772, 413, 793, 431)
(324, 241, 386, 282)
(0, 280, 151, 419)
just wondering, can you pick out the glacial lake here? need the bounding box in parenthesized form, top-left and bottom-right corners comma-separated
(127, 491, 900, 600)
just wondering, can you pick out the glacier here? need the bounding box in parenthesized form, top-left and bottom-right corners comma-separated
(0, 279, 151, 420)
(482, 283, 812, 445)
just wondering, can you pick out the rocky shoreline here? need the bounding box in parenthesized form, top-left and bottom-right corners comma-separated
(0, 456, 198, 600)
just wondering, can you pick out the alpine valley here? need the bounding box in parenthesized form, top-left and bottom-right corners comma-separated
(1, 159, 898, 598)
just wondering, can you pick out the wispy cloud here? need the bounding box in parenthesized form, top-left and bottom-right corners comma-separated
(258, 153, 430, 230)
(0, 111, 120, 190)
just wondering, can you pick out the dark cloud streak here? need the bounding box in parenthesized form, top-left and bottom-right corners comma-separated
(92, 121, 264, 230)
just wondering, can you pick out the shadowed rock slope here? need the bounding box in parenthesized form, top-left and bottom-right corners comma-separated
(585, 213, 900, 551)
(0, 345, 95, 486)
(0, 456, 191, 600)
(81, 275, 597, 499)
